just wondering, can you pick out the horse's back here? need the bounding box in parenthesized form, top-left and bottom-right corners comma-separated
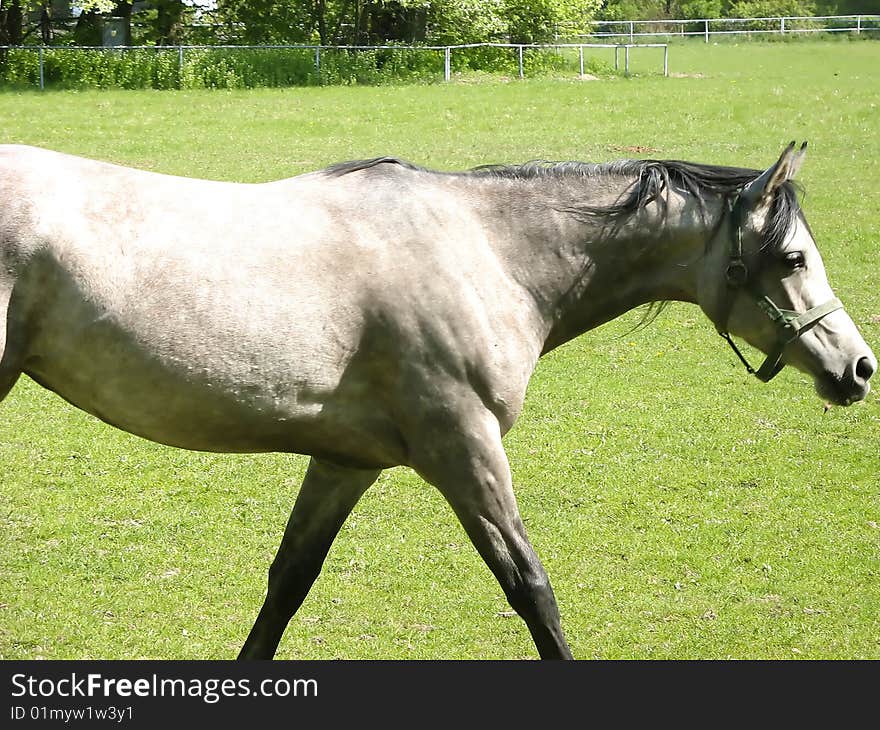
(0, 148, 382, 457)
(0, 147, 538, 466)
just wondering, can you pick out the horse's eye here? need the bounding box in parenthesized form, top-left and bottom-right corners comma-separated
(783, 251, 806, 270)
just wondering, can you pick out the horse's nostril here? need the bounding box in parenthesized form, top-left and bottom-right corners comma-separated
(855, 356, 876, 383)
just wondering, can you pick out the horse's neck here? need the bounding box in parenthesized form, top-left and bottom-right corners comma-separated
(480, 179, 723, 354)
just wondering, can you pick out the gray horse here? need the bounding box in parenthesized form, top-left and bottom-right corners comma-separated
(0, 142, 874, 659)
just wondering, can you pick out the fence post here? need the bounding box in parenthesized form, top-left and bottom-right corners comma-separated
(614, 45, 619, 72)
(856, 15, 861, 34)
(315, 46, 321, 83)
(578, 45, 584, 76)
(704, 19, 709, 43)
(38, 46, 44, 90)
(664, 45, 668, 76)
(518, 45, 523, 79)
(444, 46, 451, 82)
(625, 45, 630, 76)
(178, 45, 184, 87)
(629, 21, 634, 43)
(780, 17, 785, 34)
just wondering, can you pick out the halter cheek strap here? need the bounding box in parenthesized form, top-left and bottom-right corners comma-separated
(715, 198, 844, 383)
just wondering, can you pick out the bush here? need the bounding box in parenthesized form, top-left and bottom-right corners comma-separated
(0, 44, 618, 90)
(179, 48, 319, 89)
(0, 48, 181, 89)
(727, 0, 818, 28)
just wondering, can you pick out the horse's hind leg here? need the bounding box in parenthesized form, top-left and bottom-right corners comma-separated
(0, 284, 23, 403)
(239, 457, 381, 659)
(412, 408, 573, 660)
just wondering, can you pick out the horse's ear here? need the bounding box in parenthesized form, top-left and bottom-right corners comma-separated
(787, 140, 807, 179)
(742, 141, 807, 207)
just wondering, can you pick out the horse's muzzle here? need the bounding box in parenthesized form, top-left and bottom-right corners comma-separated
(817, 352, 876, 405)
(847, 353, 876, 399)
(854, 355, 877, 387)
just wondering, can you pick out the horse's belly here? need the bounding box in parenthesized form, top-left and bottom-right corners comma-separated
(29, 354, 313, 451)
(22, 317, 403, 466)
(28, 358, 402, 466)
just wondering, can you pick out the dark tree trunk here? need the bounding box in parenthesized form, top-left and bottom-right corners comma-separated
(40, 6, 52, 45)
(73, 9, 102, 46)
(1, 0, 24, 46)
(313, 0, 327, 45)
(112, 0, 133, 45)
(156, 0, 184, 45)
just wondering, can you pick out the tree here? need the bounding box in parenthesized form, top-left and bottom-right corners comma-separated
(502, 0, 602, 43)
(726, 0, 817, 18)
(211, 0, 602, 46)
(218, 0, 313, 43)
(1, 0, 25, 46)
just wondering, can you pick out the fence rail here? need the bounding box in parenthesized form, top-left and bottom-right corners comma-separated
(568, 14, 880, 43)
(0, 42, 669, 90)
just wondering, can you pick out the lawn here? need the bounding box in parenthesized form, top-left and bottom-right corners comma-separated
(0, 39, 878, 660)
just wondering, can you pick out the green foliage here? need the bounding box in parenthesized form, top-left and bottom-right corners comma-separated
(598, 0, 819, 19)
(727, 0, 818, 20)
(0, 49, 40, 87)
(179, 48, 316, 88)
(679, 0, 724, 19)
(424, 0, 602, 44)
(0, 47, 182, 89)
(209, 0, 603, 46)
(449, 46, 616, 78)
(216, 0, 315, 44)
(318, 47, 445, 85)
(501, 0, 603, 42)
(598, 0, 667, 21)
(421, 0, 508, 44)
(0, 44, 629, 89)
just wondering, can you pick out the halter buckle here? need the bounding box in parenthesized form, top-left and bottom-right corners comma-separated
(725, 260, 748, 287)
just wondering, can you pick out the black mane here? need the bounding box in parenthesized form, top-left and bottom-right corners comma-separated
(324, 156, 802, 251)
(470, 159, 802, 251)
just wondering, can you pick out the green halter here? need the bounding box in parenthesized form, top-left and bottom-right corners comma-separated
(716, 197, 843, 383)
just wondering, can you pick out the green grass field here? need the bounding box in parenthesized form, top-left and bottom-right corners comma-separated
(1, 40, 878, 660)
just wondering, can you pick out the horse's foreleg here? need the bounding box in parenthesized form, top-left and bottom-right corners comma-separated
(238, 457, 380, 659)
(413, 409, 573, 660)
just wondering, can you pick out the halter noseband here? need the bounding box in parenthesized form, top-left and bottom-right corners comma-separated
(715, 196, 843, 383)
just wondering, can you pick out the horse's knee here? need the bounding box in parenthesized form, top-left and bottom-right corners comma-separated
(500, 561, 553, 612)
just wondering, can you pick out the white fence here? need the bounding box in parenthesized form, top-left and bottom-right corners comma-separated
(0, 42, 669, 90)
(440, 42, 668, 79)
(569, 14, 880, 43)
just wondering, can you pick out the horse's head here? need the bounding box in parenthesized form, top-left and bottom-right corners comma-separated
(701, 142, 876, 405)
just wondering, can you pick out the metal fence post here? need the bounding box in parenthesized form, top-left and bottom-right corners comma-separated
(704, 19, 709, 43)
(856, 15, 861, 34)
(10, 41, 672, 89)
(629, 21, 634, 43)
(780, 17, 785, 34)
(625, 45, 630, 76)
